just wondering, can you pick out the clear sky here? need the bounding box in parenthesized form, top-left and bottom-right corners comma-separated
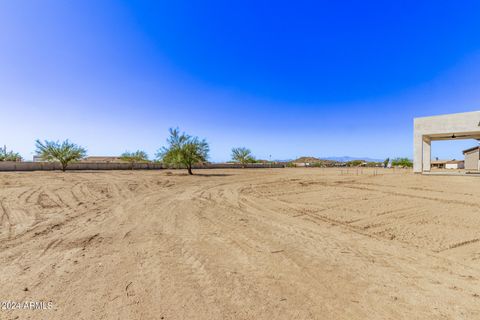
(1, 1, 480, 162)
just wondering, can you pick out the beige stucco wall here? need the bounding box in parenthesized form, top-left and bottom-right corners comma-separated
(464, 149, 480, 171)
(0, 162, 286, 171)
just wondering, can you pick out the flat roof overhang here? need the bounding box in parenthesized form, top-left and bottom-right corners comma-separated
(463, 146, 480, 154)
(425, 131, 480, 141)
(413, 111, 480, 173)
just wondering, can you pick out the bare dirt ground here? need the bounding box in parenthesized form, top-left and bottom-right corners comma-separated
(1, 168, 479, 319)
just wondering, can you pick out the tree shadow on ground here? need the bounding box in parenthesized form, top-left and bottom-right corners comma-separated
(191, 173, 234, 177)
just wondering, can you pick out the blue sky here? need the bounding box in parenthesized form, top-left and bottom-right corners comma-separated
(1, 1, 480, 161)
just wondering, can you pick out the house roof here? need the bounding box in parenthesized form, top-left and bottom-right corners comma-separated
(431, 160, 448, 164)
(81, 156, 127, 163)
(432, 160, 463, 164)
(446, 160, 464, 164)
(463, 146, 480, 154)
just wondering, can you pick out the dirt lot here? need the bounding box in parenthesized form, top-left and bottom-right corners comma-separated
(1, 168, 479, 319)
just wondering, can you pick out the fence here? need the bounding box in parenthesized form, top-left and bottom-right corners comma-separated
(0, 162, 286, 172)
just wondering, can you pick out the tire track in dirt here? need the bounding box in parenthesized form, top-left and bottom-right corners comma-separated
(1, 169, 480, 319)
(0, 198, 12, 238)
(339, 183, 480, 208)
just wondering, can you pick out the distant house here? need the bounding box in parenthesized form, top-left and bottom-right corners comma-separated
(445, 160, 464, 170)
(293, 162, 310, 167)
(463, 146, 480, 171)
(81, 156, 127, 163)
(431, 160, 464, 169)
(255, 159, 271, 164)
(33, 155, 44, 162)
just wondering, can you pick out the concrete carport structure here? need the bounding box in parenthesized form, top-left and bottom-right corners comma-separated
(413, 111, 480, 173)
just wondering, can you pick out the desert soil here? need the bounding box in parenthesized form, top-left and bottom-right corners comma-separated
(0, 168, 479, 319)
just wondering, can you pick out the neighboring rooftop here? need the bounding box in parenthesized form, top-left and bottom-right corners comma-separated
(81, 156, 128, 163)
(463, 146, 480, 154)
(432, 160, 464, 164)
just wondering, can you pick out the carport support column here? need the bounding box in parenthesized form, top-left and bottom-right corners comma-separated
(422, 137, 431, 172)
(413, 133, 423, 173)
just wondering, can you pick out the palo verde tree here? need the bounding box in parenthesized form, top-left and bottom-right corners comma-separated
(231, 147, 255, 167)
(0, 146, 22, 162)
(157, 128, 209, 175)
(35, 139, 87, 172)
(120, 150, 149, 169)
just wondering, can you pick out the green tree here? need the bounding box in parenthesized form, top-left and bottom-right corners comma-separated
(120, 150, 149, 169)
(0, 146, 22, 162)
(231, 147, 255, 167)
(383, 158, 390, 168)
(391, 157, 413, 168)
(35, 139, 87, 172)
(157, 128, 209, 175)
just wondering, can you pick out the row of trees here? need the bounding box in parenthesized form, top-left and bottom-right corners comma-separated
(3, 128, 413, 173)
(31, 128, 209, 174)
(119, 130, 261, 174)
(33, 129, 259, 174)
